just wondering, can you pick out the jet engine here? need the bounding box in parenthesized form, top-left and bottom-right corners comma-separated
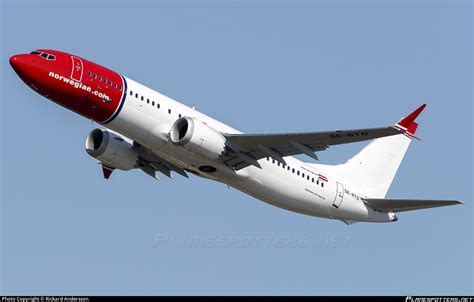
(169, 117, 226, 160)
(85, 128, 139, 170)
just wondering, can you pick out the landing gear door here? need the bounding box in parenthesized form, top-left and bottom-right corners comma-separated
(333, 182, 344, 208)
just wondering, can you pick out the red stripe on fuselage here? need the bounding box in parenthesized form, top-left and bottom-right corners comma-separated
(14, 49, 124, 123)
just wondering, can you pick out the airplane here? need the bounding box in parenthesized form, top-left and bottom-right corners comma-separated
(9, 49, 462, 224)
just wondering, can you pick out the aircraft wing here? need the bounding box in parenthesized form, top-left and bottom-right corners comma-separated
(134, 143, 189, 179)
(362, 198, 463, 213)
(221, 126, 400, 170)
(221, 104, 427, 170)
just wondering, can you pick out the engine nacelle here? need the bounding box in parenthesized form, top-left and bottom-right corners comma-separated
(85, 129, 138, 170)
(170, 117, 226, 160)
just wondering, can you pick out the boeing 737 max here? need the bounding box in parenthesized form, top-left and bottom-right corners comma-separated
(9, 50, 462, 223)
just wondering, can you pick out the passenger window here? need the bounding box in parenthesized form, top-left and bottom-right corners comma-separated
(287, 166, 290, 171)
(316, 180, 319, 185)
(168, 109, 171, 114)
(297, 171, 300, 176)
(114, 83, 117, 89)
(104, 77, 107, 83)
(152, 101, 155, 106)
(93, 73, 97, 79)
(119, 86, 122, 91)
(312, 178, 314, 183)
(179, 114, 182, 118)
(135, 93, 138, 98)
(157, 103, 160, 108)
(272, 159, 275, 164)
(292, 168, 295, 173)
(302, 173, 305, 178)
(109, 80, 112, 86)
(88, 71, 92, 77)
(147, 99, 150, 104)
(130, 91, 133, 96)
(321, 182, 324, 187)
(277, 162, 280, 166)
(99, 75, 102, 81)
(307, 175, 310, 180)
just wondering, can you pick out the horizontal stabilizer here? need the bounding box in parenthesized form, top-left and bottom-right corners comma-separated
(363, 198, 463, 213)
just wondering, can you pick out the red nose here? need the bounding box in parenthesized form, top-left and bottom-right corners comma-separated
(10, 54, 31, 77)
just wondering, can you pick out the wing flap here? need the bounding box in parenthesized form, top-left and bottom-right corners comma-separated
(362, 198, 463, 213)
(134, 143, 188, 179)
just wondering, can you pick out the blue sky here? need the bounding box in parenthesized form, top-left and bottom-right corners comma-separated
(1, 0, 472, 295)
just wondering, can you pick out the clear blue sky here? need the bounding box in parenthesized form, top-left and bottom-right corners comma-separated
(1, 0, 472, 295)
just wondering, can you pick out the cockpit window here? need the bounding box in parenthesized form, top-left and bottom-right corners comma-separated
(30, 51, 56, 60)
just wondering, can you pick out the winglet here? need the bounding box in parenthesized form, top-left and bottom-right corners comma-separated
(394, 104, 426, 140)
(102, 164, 114, 179)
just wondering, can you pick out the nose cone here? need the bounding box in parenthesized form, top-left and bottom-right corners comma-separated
(10, 54, 31, 77)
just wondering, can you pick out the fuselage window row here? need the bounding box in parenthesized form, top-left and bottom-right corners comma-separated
(129, 90, 183, 119)
(266, 157, 324, 188)
(87, 71, 122, 90)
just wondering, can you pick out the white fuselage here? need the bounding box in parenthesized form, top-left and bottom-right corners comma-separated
(105, 76, 394, 223)
(106, 78, 393, 222)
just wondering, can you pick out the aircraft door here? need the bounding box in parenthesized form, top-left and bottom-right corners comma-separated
(70, 56, 83, 82)
(333, 182, 344, 208)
